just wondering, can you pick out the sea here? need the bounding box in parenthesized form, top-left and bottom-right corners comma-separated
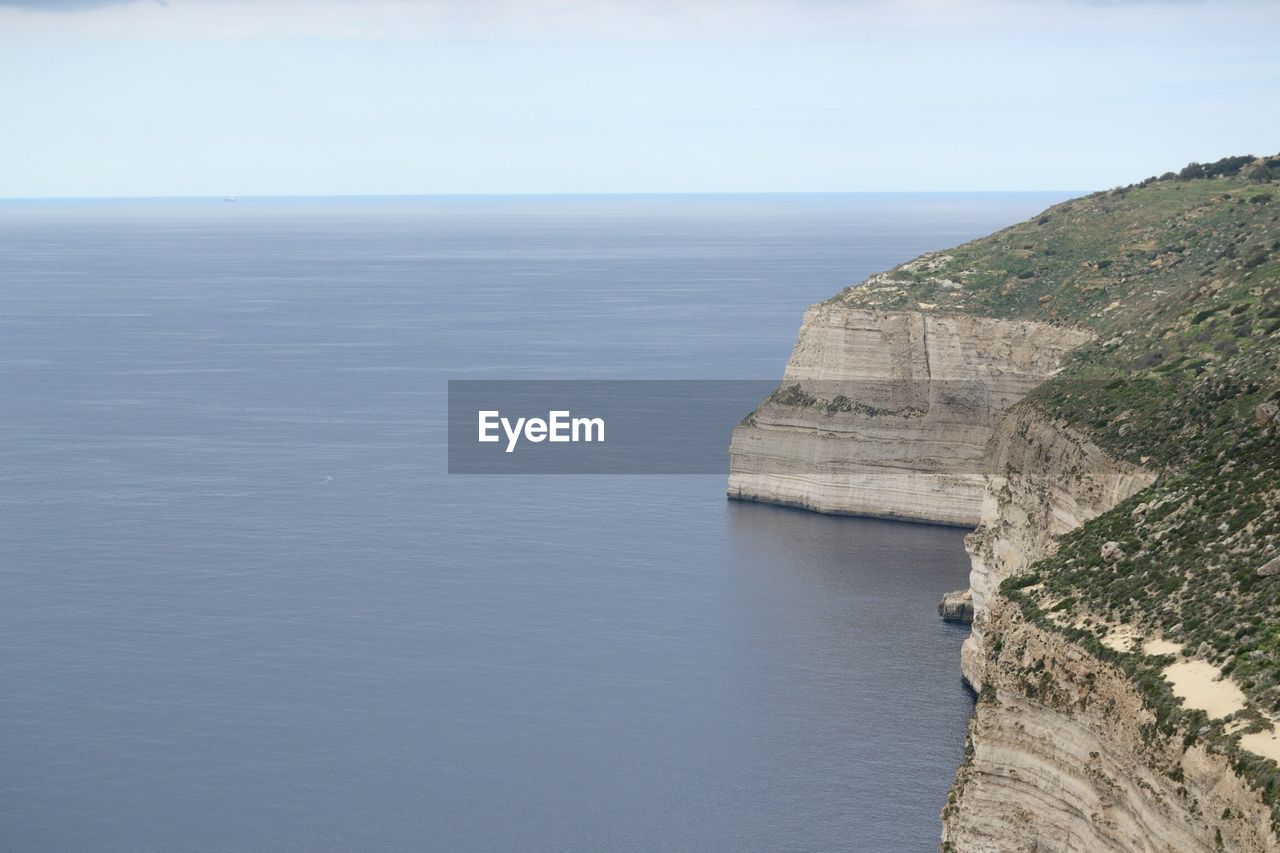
(0, 192, 1070, 852)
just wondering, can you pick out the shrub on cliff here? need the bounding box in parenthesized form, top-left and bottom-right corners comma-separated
(1179, 155, 1256, 181)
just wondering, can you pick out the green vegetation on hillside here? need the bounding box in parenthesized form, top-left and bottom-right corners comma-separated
(833, 158, 1279, 356)
(844, 154, 1280, 827)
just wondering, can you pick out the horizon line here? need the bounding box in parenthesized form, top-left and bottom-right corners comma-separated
(0, 189, 1084, 202)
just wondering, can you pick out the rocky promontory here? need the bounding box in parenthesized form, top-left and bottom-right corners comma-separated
(731, 154, 1280, 851)
(728, 305, 1090, 526)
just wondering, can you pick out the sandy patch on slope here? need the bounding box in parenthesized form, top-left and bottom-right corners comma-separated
(1239, 729, 1280, 763)
(1162, 660, 1247, 720)
(1143, 638, 1181, 656)
(1101, 625, 1140, 653)
(1161, 658, 1280, 762)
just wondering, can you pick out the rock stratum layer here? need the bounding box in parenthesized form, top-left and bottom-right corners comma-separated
(960, 407, 1157, 691)
(945, 597, 1279, 853)
(727, 306, 1091, 526)
(943, 408, 1274, 852)
(731, 156, 1280, 851)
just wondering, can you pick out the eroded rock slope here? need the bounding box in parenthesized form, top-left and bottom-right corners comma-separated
(731, 155, 1280, 850)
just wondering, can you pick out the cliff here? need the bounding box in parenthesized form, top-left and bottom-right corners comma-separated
(945, 596, 1279, 853)
(728, 305, 1091, 526)
(960, 406, 1156, 690)
(731, 154, 1280, 850)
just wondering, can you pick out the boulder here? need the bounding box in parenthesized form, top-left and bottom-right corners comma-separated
(939, 588, 975, 623)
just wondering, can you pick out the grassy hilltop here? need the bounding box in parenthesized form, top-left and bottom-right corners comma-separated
(841, 154, 1280, 821)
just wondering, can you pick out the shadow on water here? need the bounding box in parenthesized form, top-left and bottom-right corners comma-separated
(715, 498, 977, 849)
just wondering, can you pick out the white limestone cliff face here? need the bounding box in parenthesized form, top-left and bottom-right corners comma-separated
(960, 406, 1156, 690)
(727, 305, 1092, 526)
(943, 599, 1280, 853)
(944, 408, 1279, 852)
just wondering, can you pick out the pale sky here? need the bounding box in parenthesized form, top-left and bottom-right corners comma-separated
(1, 0, 1277, 196)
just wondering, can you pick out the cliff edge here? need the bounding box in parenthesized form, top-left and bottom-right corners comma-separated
(732, 154, 1280, 850)
(728, 306, 1091, 525)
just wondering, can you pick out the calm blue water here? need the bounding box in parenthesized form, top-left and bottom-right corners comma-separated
(0, 193, 1067, 852)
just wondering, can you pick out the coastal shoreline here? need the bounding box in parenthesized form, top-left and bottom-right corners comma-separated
(730, 157, 1280, 851)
